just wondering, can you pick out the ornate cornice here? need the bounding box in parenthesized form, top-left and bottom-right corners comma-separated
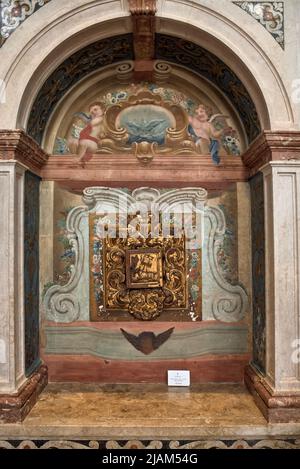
(2, 130, 298, 181)
(0, 130, 49, 173)
(242, 131, 300, 176)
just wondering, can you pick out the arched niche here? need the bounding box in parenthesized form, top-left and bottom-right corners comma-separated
(42, 62, 248, 156)
(0, 0, 295, 148)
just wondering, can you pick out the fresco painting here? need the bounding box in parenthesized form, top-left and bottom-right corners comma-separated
(117, 105, 175, 145)
(54, 83, 241, 166)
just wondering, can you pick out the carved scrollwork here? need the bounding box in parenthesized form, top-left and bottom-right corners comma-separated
(104, 239, 129, 309)
(82, 186, 135, 212)
(153, 61, 172, 84)
(129, 288, 165, 320)
(95, 89, 196, 157)
(156, 187, 208, 213)
(116, 61, 134, 84)
(86, 187, 206, 320)
(133, 141, 157, 164)
(128, 0, 157, 15)
(103, 229, 187, 317)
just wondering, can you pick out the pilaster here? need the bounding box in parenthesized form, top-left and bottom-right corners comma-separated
(0, 131, 48, 422)
(244, 132, 300, 422)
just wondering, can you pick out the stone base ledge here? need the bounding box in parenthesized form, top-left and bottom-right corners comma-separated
(245, 365, 300, 423)
(0, 364, 48, 423)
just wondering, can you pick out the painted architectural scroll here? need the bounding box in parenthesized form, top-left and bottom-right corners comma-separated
(233, 2, 284, 49)
(0, 1, 52, 47)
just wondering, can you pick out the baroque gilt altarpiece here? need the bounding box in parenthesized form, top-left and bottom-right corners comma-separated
(89, 213, 191, 321)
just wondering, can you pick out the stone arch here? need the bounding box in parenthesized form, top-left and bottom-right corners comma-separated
(0, 0, 295, 142)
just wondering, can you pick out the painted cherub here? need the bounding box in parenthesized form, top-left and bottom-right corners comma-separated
(188, 104, 230, 165)
(67, 112, 91, 154)
(67, 102, 106, 165)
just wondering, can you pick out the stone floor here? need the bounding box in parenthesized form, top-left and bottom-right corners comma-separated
(1, 383, 300, 447)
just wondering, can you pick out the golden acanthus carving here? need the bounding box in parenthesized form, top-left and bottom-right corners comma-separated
(103, 229, 187, 320)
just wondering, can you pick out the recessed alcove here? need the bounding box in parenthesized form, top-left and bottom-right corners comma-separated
(33, 40, 254, 384)
(2, 1, 300, 441)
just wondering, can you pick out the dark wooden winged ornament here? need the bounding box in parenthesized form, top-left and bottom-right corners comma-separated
(120, 327, 175, 355)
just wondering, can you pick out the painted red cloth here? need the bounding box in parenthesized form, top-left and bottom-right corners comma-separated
(79, 123, 98, 143)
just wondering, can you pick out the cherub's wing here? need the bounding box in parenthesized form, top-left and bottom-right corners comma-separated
(120, 328, 143, 353)
(77, 112, 91, 120)
(69, 112, 91, 138)
(153, 327, 175, 350)
(208, 114, 229, 131)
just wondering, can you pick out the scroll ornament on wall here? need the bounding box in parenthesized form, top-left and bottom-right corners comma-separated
(233, 2, 284, 49)
(0, 1, 52, 47)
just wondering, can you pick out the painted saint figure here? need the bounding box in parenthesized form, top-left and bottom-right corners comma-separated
(131, 254, 157, 282)
(188, 104, 229, 165)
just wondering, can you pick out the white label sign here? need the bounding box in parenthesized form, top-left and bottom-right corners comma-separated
(167, 370, 190, 387)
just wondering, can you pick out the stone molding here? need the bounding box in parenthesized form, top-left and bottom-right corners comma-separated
(245, 365, 300, 423)
(0, 1, 52, 48)
(41, 154, 249, 191)
(0, 363, 48, 423)
(0, 1, 292, 132)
